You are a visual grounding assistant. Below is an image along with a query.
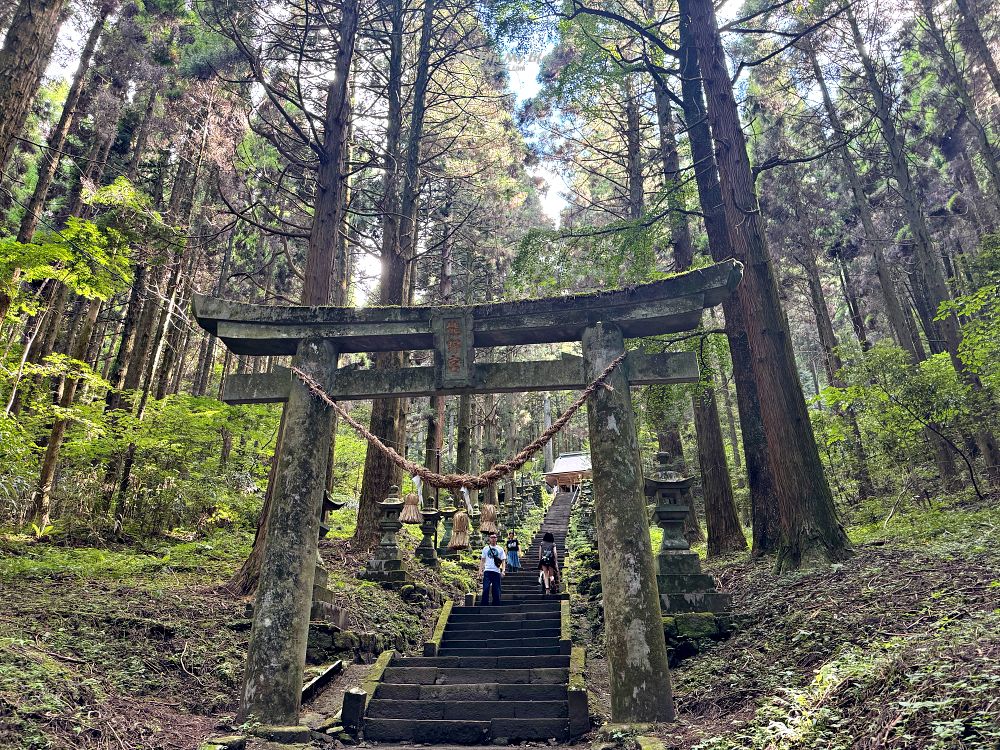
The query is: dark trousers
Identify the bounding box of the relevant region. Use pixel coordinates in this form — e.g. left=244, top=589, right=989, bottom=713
left=482, top=570, right=502, bottom=605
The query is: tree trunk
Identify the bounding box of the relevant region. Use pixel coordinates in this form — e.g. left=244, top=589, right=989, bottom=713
left=798, top=253, right=875, bottom=500
left=17, top=5, right=109, bottom=244
left=678, top=12, right=780, bottom=556
left=624, top=77, right=644, bottom=221
left=918, top=0, right=1000, bottom=206
left=456, top=394, right=472, bottom=473
left=719, top=372, right=742, bottom=472
left=29, top=300, right=101, bottom=527
left=542, top=393, right=554, bottom=472
left=355, top=0, right=435, bottom=547
left=126, top=91, right=156, bottom=181
left=954, top=0, right=1000, bottom=100
left=226, top=0, right=359, bottom=593
left=808, top=46, right=915, bottom=355
left=835, top=256, right=870, bottom=350
left=0, top=0, right=68, bottom=171
left=685, top=0, right=851, bottom=569
left=651, top=79, right=693, bottom=269
left=693, top=386, right=747, bottom=556
left=798, top=253, right=842, bottom=384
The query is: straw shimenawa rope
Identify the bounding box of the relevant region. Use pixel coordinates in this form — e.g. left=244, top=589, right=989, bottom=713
left=399, top=491, right=423, bottom=524
left=479, top=502, right=498, bottom=534
left=290, top=349, right=627, bottom=490
left=449, top=509, right=470, bottom=550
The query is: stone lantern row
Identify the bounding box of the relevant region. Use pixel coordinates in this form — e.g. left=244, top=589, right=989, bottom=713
left=359, top=479, right=547, bottom=587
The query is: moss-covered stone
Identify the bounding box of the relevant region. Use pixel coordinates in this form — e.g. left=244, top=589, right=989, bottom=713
left=676, top=612, right=719, bottom=639
left=569, top=646, right=587, bottom=691
left=597, top=722, right=656, bottom=739
left=252, top=725, right=311, bottom=743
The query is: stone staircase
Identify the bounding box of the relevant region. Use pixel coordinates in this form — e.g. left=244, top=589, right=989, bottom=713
left=363, top=490, right=576, bottom=744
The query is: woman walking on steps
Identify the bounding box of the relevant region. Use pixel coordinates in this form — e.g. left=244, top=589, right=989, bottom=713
left=538, top=531, right=559, bottom=596
left=506, top=530, right=521, bottom=572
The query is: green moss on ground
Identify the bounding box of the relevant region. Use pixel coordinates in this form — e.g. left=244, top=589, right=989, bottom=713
left=654, top=498, right=1000, bottom=750
left=0, top=524, right=473, bottom=750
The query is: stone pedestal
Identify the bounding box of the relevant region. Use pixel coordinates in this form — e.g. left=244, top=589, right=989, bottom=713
left=582, top=322, right=675, bottom=723
left=360, top=490, right=411, bottom=587
left=415, top=508, right=441, bottom=568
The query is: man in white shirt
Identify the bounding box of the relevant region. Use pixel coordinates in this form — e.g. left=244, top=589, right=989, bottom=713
left=479, top=532, right=506, bottom=605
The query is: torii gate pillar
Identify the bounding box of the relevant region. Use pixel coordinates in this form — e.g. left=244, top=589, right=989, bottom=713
left=582, top=322, right=675, bottom=722
left=238, top=338, right=339, bottom=726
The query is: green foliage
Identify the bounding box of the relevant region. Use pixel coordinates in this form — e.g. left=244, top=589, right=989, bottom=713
left=691, top=614, right=1000, bottom=750
left=939, top=233, right=1000, bottom=388
left=812, top=342, right=996, bottom=495
left=0, top=530, right=254, bottom=582
left=0, top=176, right=178, bottom=322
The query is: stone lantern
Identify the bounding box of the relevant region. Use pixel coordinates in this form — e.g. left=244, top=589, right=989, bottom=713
left=360, top=486, right=411, bottom=588
left=644, top=453, right=730, bottom=614
left=646, top=452, right=695, bottom=555
left=520, top=477, right=533, bottom=518
left=415, top=487, right=441, bottom=569
left=437, top=502, right=458, bottom=559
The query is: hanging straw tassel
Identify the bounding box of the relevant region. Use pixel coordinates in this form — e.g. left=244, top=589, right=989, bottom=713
left=480, top=502, right=498, bottom=534
left=400, top=491, right=423, bottom=524
left=449, top=509, right=470, bottom=549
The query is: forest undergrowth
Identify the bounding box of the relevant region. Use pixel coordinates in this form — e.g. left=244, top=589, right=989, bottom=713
left=581, top=492, right=1000, bottom=750
left=0, top=507, right=477, bottom=750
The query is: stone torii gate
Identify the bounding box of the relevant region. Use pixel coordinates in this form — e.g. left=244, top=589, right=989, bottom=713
left=193, top=259, right=742, bottom=729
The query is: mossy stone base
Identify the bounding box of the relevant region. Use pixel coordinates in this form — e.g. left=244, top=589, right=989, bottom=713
left=636, top=736, right=664, bottom=750
left=662, top=612, right=735, bottom=665
left=252, top=725, right=312, bottom=743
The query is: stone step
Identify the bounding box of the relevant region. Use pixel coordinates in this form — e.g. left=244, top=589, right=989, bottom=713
left=449, top=611, right=556, bottom=623
left=657, top=572, right=720, bottom=593
left=437, top=645, right=563, bottom=657
left=446, top=618, right=560, bottom=632
left=364, top=718, right=569, bottom=743
left=375, top=682, right=568, bottom=702
left=395, top=655, right=569, bottom=669
left=437, top=642, right=563, bottom=655
left=366, top=699, right=568, bottom=720
left=661, top=590, right=732, bottom=614
left=452, top=603, right=560, bottom=616
left=380, top=666, right=568, bottom=685
left=443, top=627, right=560, bottom=642
left=364, top=718, right=489, bottom=744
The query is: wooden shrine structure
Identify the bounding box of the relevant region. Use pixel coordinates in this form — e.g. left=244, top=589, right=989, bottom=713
left=192, top=259, right=743, bottom=729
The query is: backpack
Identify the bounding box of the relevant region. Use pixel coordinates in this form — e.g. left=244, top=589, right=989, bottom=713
left=487, top=546, right=503, bottom=569
left=541, top=548, right=554, bottom=566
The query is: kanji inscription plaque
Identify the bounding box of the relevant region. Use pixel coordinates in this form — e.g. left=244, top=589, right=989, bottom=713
left=432, top=312, right=474, bottom=388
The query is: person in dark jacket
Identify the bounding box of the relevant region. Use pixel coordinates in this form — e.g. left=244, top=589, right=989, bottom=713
left=538, top=531, right=559, bottom=595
